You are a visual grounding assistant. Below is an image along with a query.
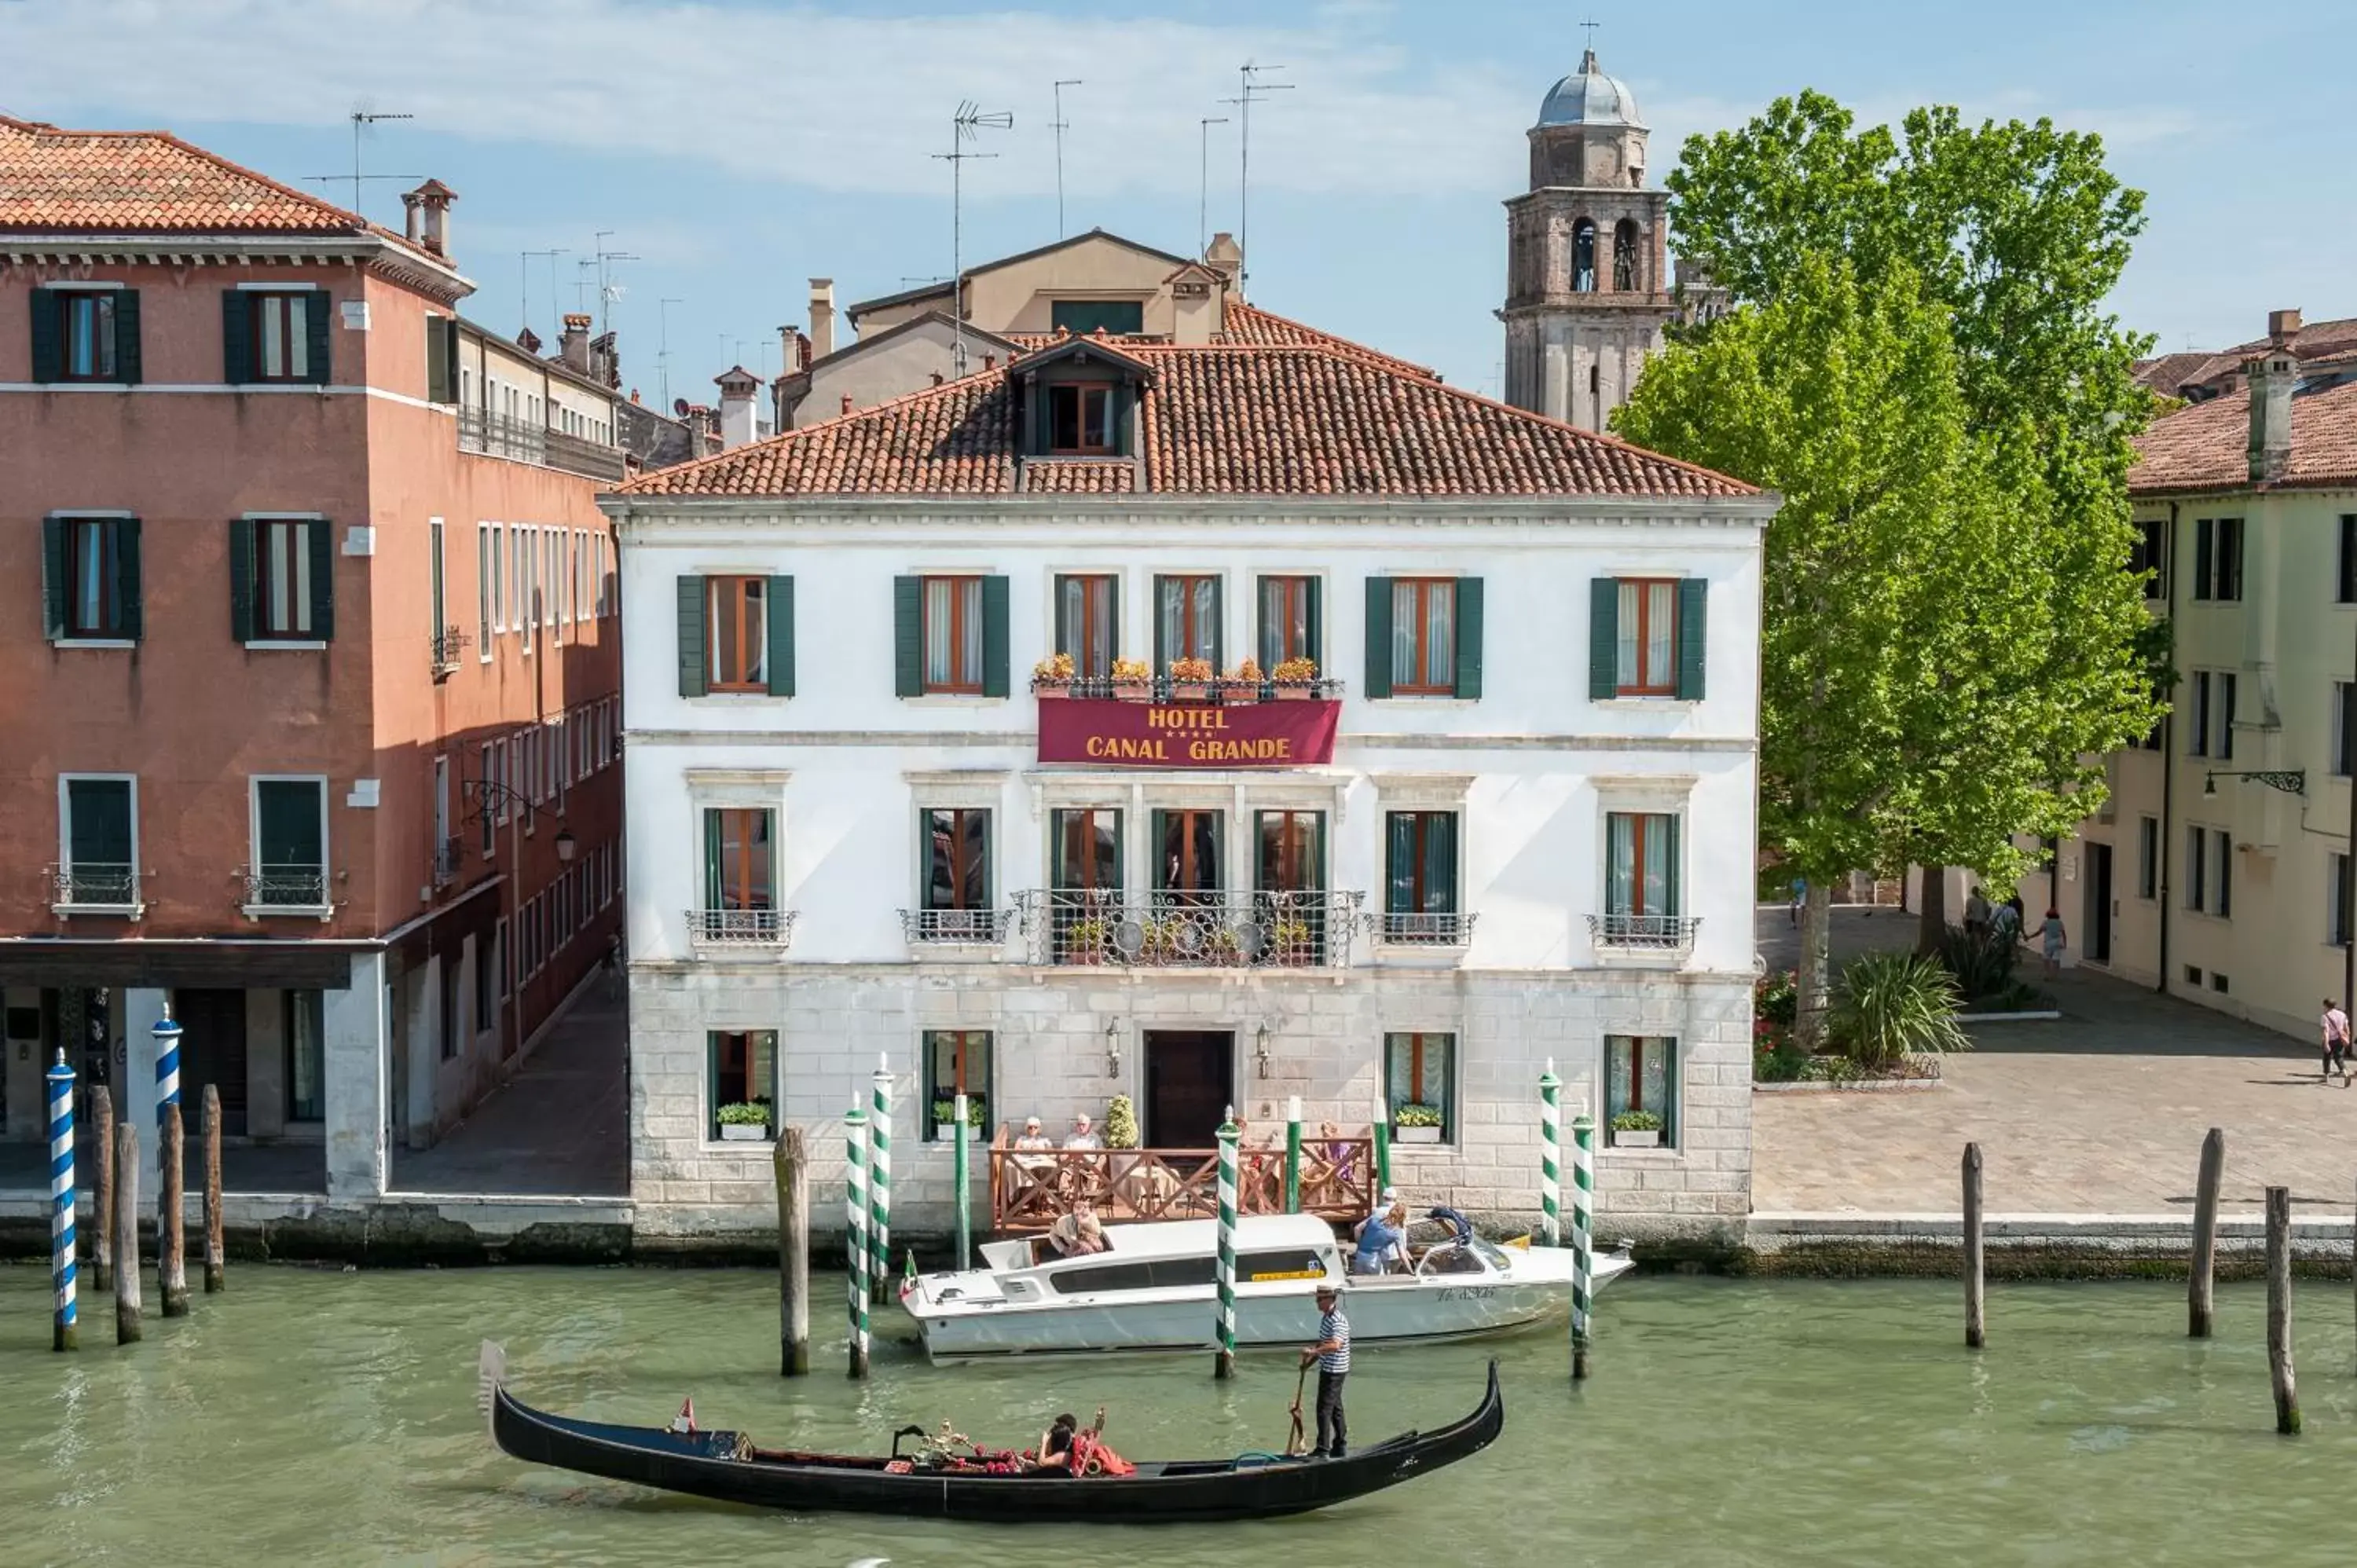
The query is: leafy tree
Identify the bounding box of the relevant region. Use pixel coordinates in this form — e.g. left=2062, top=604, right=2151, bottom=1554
left=1657, top=92, right=2161, bottom=949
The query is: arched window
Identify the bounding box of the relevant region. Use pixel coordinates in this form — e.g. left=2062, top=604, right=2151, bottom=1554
left=1613, top=220, right=1640, bottom=292
left=1572, top=219, right=1597, bottom=293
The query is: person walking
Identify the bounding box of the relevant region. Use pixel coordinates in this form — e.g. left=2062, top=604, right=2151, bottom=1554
left=1788, top=876, right=1805, bottom=927
left=2321, top=999, right=2352, bottom=1083
left=2037, top=907, right=2066, bottom=979
left=1300, top=1282, right=1351, bottom=1460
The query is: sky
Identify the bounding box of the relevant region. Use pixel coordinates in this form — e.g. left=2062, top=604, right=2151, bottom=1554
left=2, top=0, right=2351, bottom=402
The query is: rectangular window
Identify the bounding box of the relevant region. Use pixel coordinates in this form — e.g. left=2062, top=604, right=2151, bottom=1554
left=251, top=517, right=318, bottom=639
left=2185, top=826, right=2205, bottom=913
left=1051, top=808, right=1121, bottom=892
left=1384, top=1031, right=1455, bottom=1142
left=1156, top=573, right=1221, bottom=670
left=2130, top=517, right=2167, bottom=599
left=60, top=776, right=136, bottom=907
left=707, top=1030, right=778, bottom=1141
left=2214, top=828, right=2233, bottom=918
left=430, top=518, right=447, bottom=648
left=1604, top=811, right=1681, bottom=940
left=706, top=576, right=768, bottom=690
left=1047, top=383, right=1114, bottom=452
left=2341, top=515, right=2357, bottom=605
left=1255, top=810, right=1325, bottom=893
left=286, top=991, right=324, bottom=1123
left=1606, top=1035, right=1677, bottom=1148
left=59, top=291, right=119, bottom=380
left=702, top=807, right=776, bottom=935
left=2337, top=684, right=2355, bottom=777
left=2192, top=517, right=2213, bottom=600
left=1153, top=808, right=1224, bottom=897
left=249, top=292, right=313, bottom=382
left=1258, top=575, right=1318, bottom=672
left=477, top=523, right=493, bottom=653
left=921, top=807, right=992, bottom=912
left=2216, top=672, right=2237, bottom=760
left=1384, top=810, right=1461, bottom=941
left=1054, top=573, right=1117, bottom=679
left=2188, top=672, right=2211, bottom=758
left=1614, top=578, right=1679, bottom=694
left=2212, top=972, right=2230, bottom=995
left=1050, top=300, right=1144, bottom=335
left=923, top=1029, right=992, bottom=1141
left=2137, top=815, right=2159, bottom=900
left=474, top=935, right=495, bottom=1032
left=2333, top=853, right=2353, bottom=949
left=1390, top=579, right=1457, bottom=694
left=60, top=516, right=132, bottom=639
left=922, top=575, right=985, bottom=693
left=251, top=777, right=328, bottom=909
left=2215, top=517, right=2243, bottom=601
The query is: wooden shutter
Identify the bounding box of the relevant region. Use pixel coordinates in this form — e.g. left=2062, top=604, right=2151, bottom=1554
left=893, top=575, right=923, bottom=697
left=981, top=574, right=1011, bottom=698
left=256, top=780, right=324, bottom=867
left=40, top=516, right=67, bottom=640
left=766, top=574, right=795, bottom=697
left=118, top=518, right=144, bottom=640
left=1363, top=575, right=1393, bottom=699
left=1674, top=578, right=1707, bottom=700
left=1588, top=577, right=1618, bottom=700
left=1664, top=814, right=1682, bottom=916
left=1452, top=577, right=1483, bottom=699
left=307, top=519, right=335, bottom=639
left=114, top=290, right=142, bottom=385
left=675, top=574, right=708, bottom=697
left=426, top=317, right=453, bottom=405
left=1304, top=577, right=1323, bottom=672
left=1384, top=811, right=1413, bottom=914
left=229, top=518, right=256, bottom=643
left=2192, top=518, right=2213, bottom=600
left=702, top=808, right=723, bottom=909
left=29, top=289, right=62, bottom=383
left=222, top=291, right=252, bottom=384
left=1208, top=577, right=1225, bottom=673
left=304, top=292, right=332, bottom=385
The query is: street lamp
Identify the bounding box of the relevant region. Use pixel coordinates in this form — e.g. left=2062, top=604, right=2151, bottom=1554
left=2201, top=770, right=2306, bottom=797
left=555, top=827, right=578, bottom=863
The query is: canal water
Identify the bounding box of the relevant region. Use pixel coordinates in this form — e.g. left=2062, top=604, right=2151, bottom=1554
left=4, top=1265, right=2355, bottom=1566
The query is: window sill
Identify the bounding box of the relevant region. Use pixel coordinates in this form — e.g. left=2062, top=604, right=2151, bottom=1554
left=1590, top=946, right=1692, bottom=970
left=38, top=380, right=133, bottom=390
left=1600, top=1143, right=1682, bottom=1158
left=903, top=695, right=1009, bottom=708
left=695, top=690, right=787, bottom=702
left=1373, top=940, right=1472, bottom=961
left=242, top=903, right=334, bottom=921
left=53, top=638, right=137, bottom=650
left=51, top=903, right=143, bottom=920
left=698, top=1138, right=778, bottom=1152
left=1364, top=696, right=1479, bottom=705
left=1593, top=695, right=1698, bottom=707
left=245, top=639, right=328, bottom=652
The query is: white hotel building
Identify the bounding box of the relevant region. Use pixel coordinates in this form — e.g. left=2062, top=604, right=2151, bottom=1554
left=603, top=309, right=1774, bottom=1244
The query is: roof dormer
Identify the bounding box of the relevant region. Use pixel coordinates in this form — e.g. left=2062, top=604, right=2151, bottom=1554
left=1014, top=335, right=1155, bottom=476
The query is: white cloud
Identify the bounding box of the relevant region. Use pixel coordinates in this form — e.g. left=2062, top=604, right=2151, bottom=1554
left=0, top=0, right=1533, bottom=199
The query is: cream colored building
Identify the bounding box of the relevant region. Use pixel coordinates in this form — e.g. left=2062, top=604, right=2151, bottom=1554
left=2022, top=310, right=2357, bottom=1039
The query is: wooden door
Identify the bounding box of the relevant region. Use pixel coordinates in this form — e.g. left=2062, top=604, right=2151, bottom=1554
left=174, top=988, right=248, bottom=1136
left=1144, top=1030, right=1233, bottom=1149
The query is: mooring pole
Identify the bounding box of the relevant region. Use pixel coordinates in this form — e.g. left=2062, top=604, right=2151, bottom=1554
left=1963, top=1141, right=1985, bottom=1350
left=90, top=1084, right=114, bottom=1295
left=845, top=1106, right=870, bottom=1379
left=159, top=1101, right=189, bottom=1317
left=1284, top=1095, right=1303, bottom=1214
left=1539, top=1060, right=1561, bottom=1248
left=152, top=1003, right=181, bottom=1145
left=775, top=1124, right=809, bottom=1376
left=1571, top=1108, right=1594, bottom=1381
left=869, top=1055, right=892, bottom=1306
left=48, top=1050, right=78, bottom=1352
left=114, top=1121, right=142, bottom=1345
left=2266, top=1185, right=2299, bottom=1434
left=2188, top=1127, right=2224, bottom=1338
left=1215, top=1108, right=1239, bottom=1380
left=952, top=1091, right=973, bottom=1271
left=202, top=1084, right=225, bottom=1294
left=1370, top=1085, right=1390, bottom=1195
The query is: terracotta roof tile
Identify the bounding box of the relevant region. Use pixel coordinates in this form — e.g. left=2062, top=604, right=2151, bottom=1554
left=1023, top=459, right=1137, bottom=493
left=2130, top=379, right=2357, bottom=495
left=1212, top=301, right=1442, bottom=381
left=625, top=376, right=1016, bottom=496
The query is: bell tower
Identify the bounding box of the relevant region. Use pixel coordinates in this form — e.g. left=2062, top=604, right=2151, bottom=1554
left=1500, top=47, right=1676, bottom=430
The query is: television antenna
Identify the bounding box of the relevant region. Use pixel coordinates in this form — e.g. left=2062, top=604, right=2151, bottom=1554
left=1221, top=63, right=1292, bottom=296
left=933, top=100, right=1014, bottom=376
left=1050, top=79, right=1083, bottom=238
left=306, top=110, right=420, bottom=217
left=592, top=231, right=640, bottom=339
left=1198, top=117, right=1230, bottom=258
left=521, top=249, right=569, bottom=342
left=658, top=298, right=684, bottom=414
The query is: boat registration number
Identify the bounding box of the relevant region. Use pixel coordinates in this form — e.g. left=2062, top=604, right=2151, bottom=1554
left=1436, top=1286, right=1497, bottom=1302
left=1249, top=1269, right=1325, bottom=1281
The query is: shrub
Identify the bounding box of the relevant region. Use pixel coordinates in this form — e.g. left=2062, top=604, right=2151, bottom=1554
left=1754, top=1033, right=1809, bottom=1083
left=1935, top=922, right=2018, bottom=1002
left=1610, top=1110, right=1663, bottom=1133
left=1104, top=1094, right=1140, bottom=1149
left=1830, top=951, right=1969, bottom=1069
left=1393, top=1102, right=1444, bottom=1128
left=717, top=1101, right=772, bottom=1127
left=931, top=1097, right=988, bottom=1131
left=1755, top=969, right=1798, bottom=1028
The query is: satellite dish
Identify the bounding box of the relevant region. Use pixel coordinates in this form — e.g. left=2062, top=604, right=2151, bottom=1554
left=673, top=397, right=691, bottom=416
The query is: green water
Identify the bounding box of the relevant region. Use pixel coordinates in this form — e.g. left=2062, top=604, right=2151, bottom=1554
left=4, top=1266, right=2355, bottom=1566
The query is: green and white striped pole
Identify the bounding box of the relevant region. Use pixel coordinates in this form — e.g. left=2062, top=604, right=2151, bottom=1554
left=1371, top=1084, right=1391, bottom=1194
left=1283, top=1095, right=1303, bottom=1214
left=868, top=1055, right=892, bottom=1306
left=952, top=1091, right=972, bottom=1271
left=1571, top=1106, right=1594, bottom=1381
left=845, top=1106, right=870, bottom=1379
left=1539, top=1061, right=1561, bottom=1247
left=1214, top=1107, right=1239, bottom=1380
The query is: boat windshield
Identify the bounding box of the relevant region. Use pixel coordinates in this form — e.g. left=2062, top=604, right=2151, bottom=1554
left=1047, top=1247, right=1329, bottom=1295
left=1420, top=1237, right=1508, bottom=1277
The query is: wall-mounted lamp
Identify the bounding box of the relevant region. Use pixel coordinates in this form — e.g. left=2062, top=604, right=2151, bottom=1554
left=1103, top=1018, right=1122, bottom=1079
left=2202, top=769, right=2305, bottom=798
left=555, top=826, right=579, bottom=862
left=1255, top=1020, right=1273, bottom=1079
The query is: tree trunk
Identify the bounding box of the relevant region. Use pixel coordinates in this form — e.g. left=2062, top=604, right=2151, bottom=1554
left=1917, top=866, right=1949, bottom=954
left=1797, top=881, right=1834, bottom=1050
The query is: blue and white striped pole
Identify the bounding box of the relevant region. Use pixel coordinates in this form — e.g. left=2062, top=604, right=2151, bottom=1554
left=152, top=1004, right=181, bottom=1141
left=47, top=1050, right=78, bottom=1352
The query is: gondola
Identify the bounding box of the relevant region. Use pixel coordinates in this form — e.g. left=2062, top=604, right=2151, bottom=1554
left=482, top=1343, right=1504, bottom=1523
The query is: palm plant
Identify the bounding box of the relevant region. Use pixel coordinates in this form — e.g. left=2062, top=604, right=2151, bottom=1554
left=1829, top=951, right=1969, bottom=1069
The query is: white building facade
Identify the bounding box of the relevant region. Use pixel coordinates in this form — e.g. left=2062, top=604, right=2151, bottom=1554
left=606, top=329, right=1772, bottom=1244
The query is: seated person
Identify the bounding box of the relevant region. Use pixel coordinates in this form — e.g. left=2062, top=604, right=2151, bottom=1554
left=1351, top=1201, right=1409, bottom=1275
left=1012, top=1116, right=1058, bottom=1181
left=1063, top=1113, right=1104, bottom=1151
left=1046, top=1199, right=1109, bottom=1257
left=1035, top=1412, right=1079, bottom=1471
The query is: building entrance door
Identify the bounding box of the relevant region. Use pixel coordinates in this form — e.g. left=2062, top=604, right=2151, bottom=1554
left=175, top=988, right=249, bottom=1136
left=1143, top=1030, right=1233, bottom=1149
left=2085, top=843, right=2113, bottom=965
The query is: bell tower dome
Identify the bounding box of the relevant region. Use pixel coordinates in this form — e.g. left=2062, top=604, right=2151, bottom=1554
left=1500, top=47, right=1677, bottom=430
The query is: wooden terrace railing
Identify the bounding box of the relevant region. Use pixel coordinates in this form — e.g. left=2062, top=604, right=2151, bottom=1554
left=987, top=1130, right=1377, bottom=1233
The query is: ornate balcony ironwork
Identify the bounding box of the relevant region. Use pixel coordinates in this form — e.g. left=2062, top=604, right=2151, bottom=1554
left=433, top=836, right=464, bottom=887
left=243, top=864, right=329, bottom=914
left=1587, top=912, right=1701, bottom=952
left=49, top=863, right=141, bottom=916
left=900, top=907, right=1015, bottom=944
left=1032, top=674, right=1345, bottom=703
left=1367, top=910, right=1479, bottom=947
left=430, top=625, right=467, bottom=677
left=1013, top=888, right=1364, bottom=969
left=688, top=907, right=797, bottom=947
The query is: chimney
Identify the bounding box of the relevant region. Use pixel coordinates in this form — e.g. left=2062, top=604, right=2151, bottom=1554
left=2247, top=322, right=2297, bottom=485
left=840, top=393, right=855, bottom=416
left=400, top=179, right=456, bottom=259
left=559, top=313, right=592, bottom=374
left=1204, top=231, right=1242, bottom=284
left=715, top=366, right=761, bottom=449
left=809, top=278, right=835, bottom=359
left=2269, top=308, right=2303, bottom=345
left=778, top=324, right=803, bottom=378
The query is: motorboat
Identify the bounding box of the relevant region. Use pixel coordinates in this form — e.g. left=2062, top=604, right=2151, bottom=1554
left=900, top=1212, right=1633, bottom=1362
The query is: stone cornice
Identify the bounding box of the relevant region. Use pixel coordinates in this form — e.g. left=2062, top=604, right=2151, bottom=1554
left=602, top=492, right=1780, bottom=534
left=0, top=233, right=474, bottom=303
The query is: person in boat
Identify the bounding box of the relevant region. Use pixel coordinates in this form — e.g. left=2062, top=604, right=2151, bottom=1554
left=1299, top=1282, right=1351, bottom=1460
left=1046, top=1199, right=1109, bottom=1257
left=1035, top=1412, right=1079, bottom=1471
left=1351, top=1200, right=1410, bottom=1275
left=1421, top=1205, right=1483, bottom=1273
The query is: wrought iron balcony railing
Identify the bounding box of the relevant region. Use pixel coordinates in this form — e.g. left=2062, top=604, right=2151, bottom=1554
left=900, top=907, right=1015, bottom=944
left=458, top=408, right=626, bottom=482
left=1032, top=674, right=1345, bottom=703
left=1588, top=912, right=1701, bottom=951
left=433, top=836, right=464, bottom=887
left=1368, top=910, right=1479, bottom=947
left=243, top=864, right=329, bottom=914
left=1012, top=888, right=1364, bottom=969
left=430, top=625, right=467, bottom=676
left=688, top=907, right=797, bottom=947
left=50, top=863, right=141, bottom=915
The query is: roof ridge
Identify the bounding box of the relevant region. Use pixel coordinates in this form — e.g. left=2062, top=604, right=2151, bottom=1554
left=1219, top=300, right=1441, bottom=377
left=619, top=362, right=1007, bottom=492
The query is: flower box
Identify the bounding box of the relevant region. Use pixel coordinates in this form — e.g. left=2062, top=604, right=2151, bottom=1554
left=1393, top=1125, right=1443, bottom=1145
left=1613, top=1129, right=1661, bottom=1149
left=719, top=1123, right=769, bottom=1142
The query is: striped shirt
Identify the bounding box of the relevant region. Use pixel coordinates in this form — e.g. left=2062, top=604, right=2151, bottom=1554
left=1317, top=1306, right=1351, bottom=1374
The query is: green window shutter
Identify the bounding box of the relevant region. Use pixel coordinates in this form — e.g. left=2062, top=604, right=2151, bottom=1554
left=1674, top=577, right=1707, bottom=701
left=41, top=516, right=68, bottom=640
left=893, top=576, right=923, bottom=697
left=1589, top=577, right=1618, bottom=700
left=68, top=780, right=132, bottom=867
left=1209, top=577, right=1225, bottom=673
left=426, top=317, right=453, bottom=405
left=1426, top=814, right=1458, bottom=913
left=1665, top=815, right=1683, bottom=916
left=118, top=518, right=144, bottom=641
left=1384, top=811, right=1413, bottom=914
left=229, top=518, right=255, bottom=643
left=256, top=780, right=324, bottom=866
left=1452, top=577, right=1483, bottom=699
left=29, top=290, right=62, bottom=383
left=676, top=574, right=709, bottom=698
left=305, top=292, right=332, bottom=385
left=702, top=809, right=723, bottom=908
left=1305, top=577, right=1323, bottom=672
left=981, top=574, right=1011, bottom=698
left=222, top=291, right=251, bottom=384
left=307, top=519, right=335, bottom=640
left=1363, top=575, right=1393, bottom=699
left=766, top=575, right=795, bottom=697
left=114, top=290, right=142, bottom=385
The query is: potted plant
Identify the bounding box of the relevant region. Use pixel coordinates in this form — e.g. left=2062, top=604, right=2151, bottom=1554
left=1272, top=655, right=1318, bottom=697
left=1104, top=1094, right=1141, bottom=1150
left=1392, top=1102, right=1444, bottom=1144
left=1110, top=656, right=1152, bottom=700
left=1168, top=655, right=1213, bottom=700
left=1270, top=917, right=1315, bottom=965
left=1031, top=650, right=1075, bottom=694
left=931, top=1096, right=988, bottom=1142
left=1061, top=914, right=1109, bottom=965
left=1227, top=656, right=1265, bottom=702
left=1611, top=1109, right=1664, bottom=1149
left=717, top=1101, right=772, bottom=1141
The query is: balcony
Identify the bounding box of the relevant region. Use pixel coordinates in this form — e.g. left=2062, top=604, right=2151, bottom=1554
left=49, top=863, right=143, bottom=918
left=1032, top=673, right=1346, bottom=704
left=1368, top=910, right=1479, bottom=947
left=458, top=408, right=626, bottom=483
left=1588, top=912, right=1701, bottom=956
left=900, top=907, right=1015, bottom=946
left=242, top=864, right=330, bottom=919
left=1012, top=888, right=1364, bottom=969
left=688, top=907, right=797, bottom=949
left=432, top=837, right=464, bottom=888
left=430, top=626, right=467, bottom=680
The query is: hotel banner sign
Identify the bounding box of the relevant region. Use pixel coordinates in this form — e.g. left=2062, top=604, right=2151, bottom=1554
left=1037, top=699, right=1340, bottom=768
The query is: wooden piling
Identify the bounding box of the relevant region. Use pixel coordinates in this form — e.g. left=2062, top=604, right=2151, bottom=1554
left=2265, top=1184, right=2299, bottom=1434
left=114, top=1122, right=141, bottom=1345
left=90, top=1085, right=114, bottom=1295
left=1962, top=1141, right=1985, bottom=1350
left=775, top=1125, right=809, bottom=1377
left=159, top=1101, right=188, bottom=1317
left=202, top=1084, right=225, bottom=1294
left=2188, top=1127, right=2224, bottom=1338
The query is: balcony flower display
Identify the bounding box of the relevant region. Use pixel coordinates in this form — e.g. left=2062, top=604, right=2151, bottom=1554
left=716, top=1101, right=772, bottom=1141
left=1168, top=656, right=1213, bottom=698
left=1392, top=1101, right=1445, bottom=1144
left=1111, top=656, right=1152, bottom=688
left=1610, top=1109, right=1664, bottom=1149
left=1031, top=650, right=1076, bottom=690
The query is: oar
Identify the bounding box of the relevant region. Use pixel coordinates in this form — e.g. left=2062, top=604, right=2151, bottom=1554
left=1285, top=1362, right=1310, bottom=1456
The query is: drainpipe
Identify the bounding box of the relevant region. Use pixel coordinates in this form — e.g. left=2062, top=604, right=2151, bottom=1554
left=2157, top=500, right=2179, bottom=995
left=2345, top=595, right=2355, bottom=1010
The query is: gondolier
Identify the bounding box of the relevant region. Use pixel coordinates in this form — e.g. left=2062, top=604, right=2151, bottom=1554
left=1299, top=1282, right=1350, bottom=1460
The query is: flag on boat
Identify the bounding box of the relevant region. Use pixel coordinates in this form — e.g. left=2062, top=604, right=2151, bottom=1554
left=669, top=1398, right=695, bottom=1434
